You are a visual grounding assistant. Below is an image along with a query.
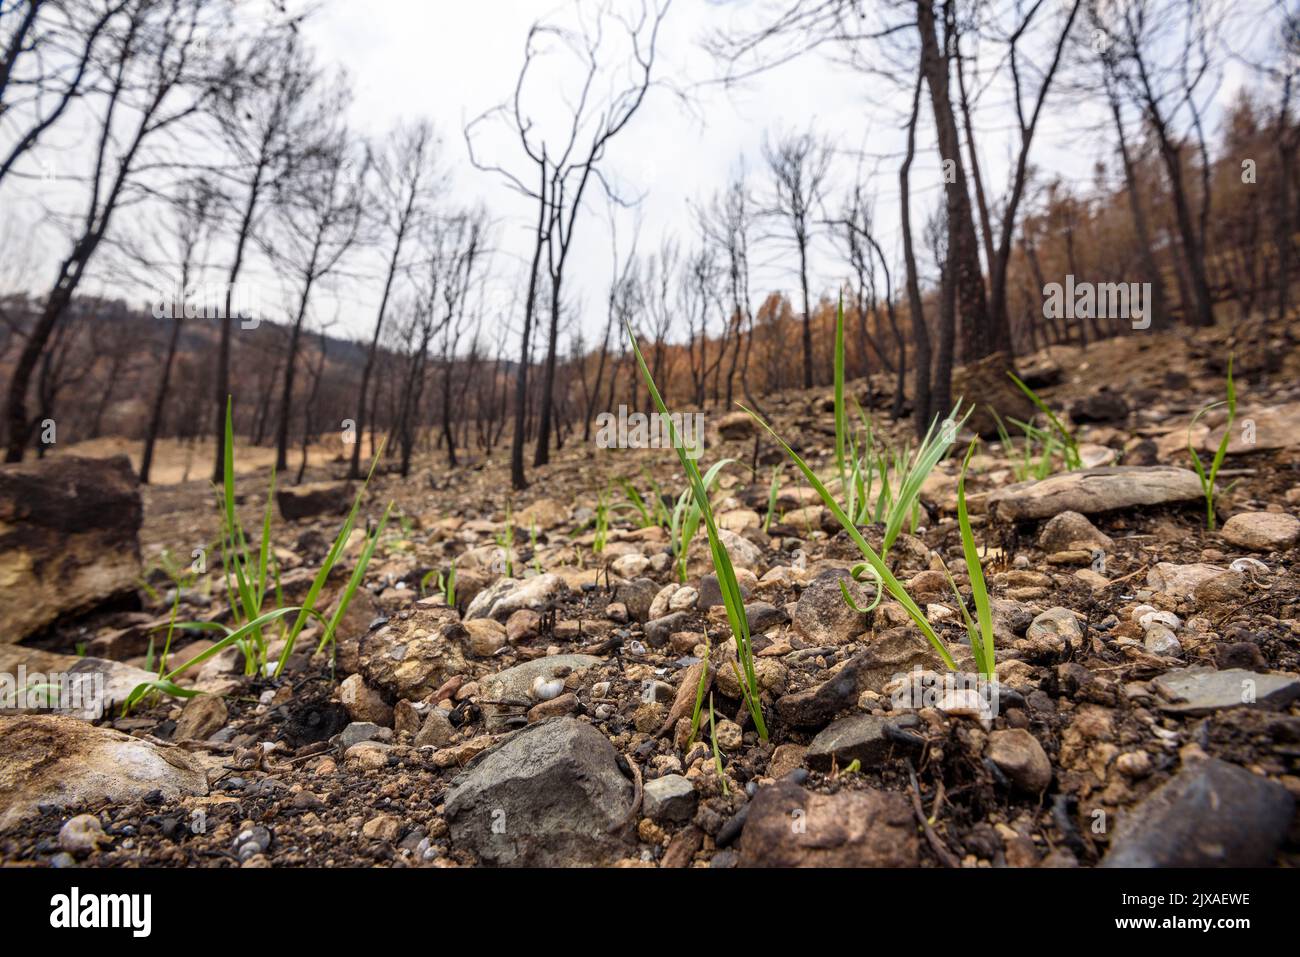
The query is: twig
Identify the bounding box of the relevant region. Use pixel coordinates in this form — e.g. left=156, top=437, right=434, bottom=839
left=907, top=760, right=960, bottom=868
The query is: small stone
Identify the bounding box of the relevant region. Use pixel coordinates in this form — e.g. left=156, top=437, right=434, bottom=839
left=338, top=721, right=389, bottom=749
left=793, top=569, right=869, bottom=645
left=1143, top=625, right=1182, bottom=656
left=1193, top=570, right=1246, bottom=607
left=986, top=728, right=1052, bottom=793
left=173, top=694, right=228, bottom=742
left=528, top=692, right=578, bottom=721
left=806, top=714, right=920, bottom=771
left=505, top=609, right=542, bottom=643
left=338, top=674, right=392, bottom=726
left=414, top=709, right=456, bottom=748
left=737, top=780, right=917, bottom=866
left=713, top=719, right=743, bottom=752
left=1038, top=511, right=1114, bottom=554
left=58, top=814, right=106, bottom=856
left=767, top=744, right=807, bottom=778
left=642, top=774, right=696, bottom=823
left=1220, top=512, right=1300, bottom=552
left=362, top=813, right=402, bottom=843
left=1021, top=607, right=1082, bottom=652
left=464, top=618, right=508, bottom=657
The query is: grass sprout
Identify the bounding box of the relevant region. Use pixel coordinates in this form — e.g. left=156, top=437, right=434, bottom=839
left=1007, top=372, right=1082, bottom=470
left=1188, top=354, right=1237, bottom=531
left=627, top=320, right=768, bottom=741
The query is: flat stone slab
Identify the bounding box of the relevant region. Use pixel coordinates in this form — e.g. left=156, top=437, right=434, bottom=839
left=987, top=466, right=1201, bottom=521
left=1151, top=667, right=1300, bottom=715
left=806, top=713, right=921, bottom=771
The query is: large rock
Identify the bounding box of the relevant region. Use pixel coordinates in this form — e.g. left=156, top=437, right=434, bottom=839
left=0, top=454, right=142, bottom=643
left=988, top=466, right=1202, bottom=521
left=1101, top=758, right=1294, bottom=867
left=0, top=714, right=208, bottom=829
left=1220, top=512, right=1300, bottom=552
left=480, top=655, right=603, bottom=729
left=1203, top=402, right=1300, bottom=454
left=443, top=717, right=634, bottom=866
left=1151, top=667, right=1300, bottom=715
left=737, top=779, right=918, bottom=867
left=276, top=480, right=350, bottom=521
left=465, top=573, right=566, bottom=622
left=952, top=352, right=1036, bottom=437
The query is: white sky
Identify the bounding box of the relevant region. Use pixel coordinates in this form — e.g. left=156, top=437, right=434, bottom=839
left=0, top=0, right=1278, bottom=352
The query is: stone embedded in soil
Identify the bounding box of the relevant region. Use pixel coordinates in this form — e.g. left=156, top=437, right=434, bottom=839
left=716, top=410, right=755, bottom=440
left=1147, top=562, right=1227, bottom=599
left=276, top=480, right=350, bottom=521
left=987, top=466, right=1202, bottom=521
left=1021, top=607, right=1083, bottom=653
left=1142, top=624, right=1182, bottom=657
left=643, top=774, right=697, bottom=822
left=353, top=607, right=469, bottom=701
left=1151, top=667, right=1300, bottom=715
left=443, top=717, right=634, bottom=866
left=644, top=611, right=689, bottom=647
left=338, top=673, right=393, bottom=726
left=806, top=714, right=921, bottom=771
left=0, top=714, right=208, bottom=829
left=414, top=708, right=456, bottom=747
left=173, top=694, right=228, bottom=741
left=1070, top=390, right=1130, bottom=423
left=516, top=498, right=569, bottom=531
left=737, top=779, right=918, bottom=867
left=479, top=654, right=602, bottom=729
left=1193, top=570, right=1246, bottom=607
left=793, top=569, right=869, bottom=645
left=0, top=454, right=142, bottom=644
left=612, top=577, right=659, bottom=622
left=986, top=728, right=1052, bottom=793
left=464, top=573, right=566, bottom=622
left=1220, top=511, right=1300, bottom=551
left=1038, top=510, right=1114, bottom=554
left=952, top=352, right=1037, bottom=438
left=1101, top=758, right=1295, bottom=867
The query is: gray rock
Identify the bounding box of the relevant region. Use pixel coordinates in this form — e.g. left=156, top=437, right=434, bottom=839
left=745, top=601, right=788, bottom=634
left=1143, top=625, right=1182, bottom=656
left=465, top=573, right=567, bottom=622
left=1151, top=667, right=1300, bottom=715
left=413, top=709, right=455, bottom=748
left=988, top=466, right=1202, bottom=521
left=338, top=721, right=389, bottom=749
left=793, top=569, right=869, bottom=645
left=1023, top=607, right=1083, bottom=651
left=0, top=647, right=159, bottom=720
left=644, top=612, right=689, bottom=648
left=613, top=577, right=660, bottom=622
left=698, top=572, right=753, bottom=609
left=643, top=774, right=697, bottom=823
left=806, top=714, right=920, bottom=771
left=443, top=717, right=635, bottom=866
left=1102, top=758, right=1294, bottom=867
left=480, top=655, right=602, bottom=729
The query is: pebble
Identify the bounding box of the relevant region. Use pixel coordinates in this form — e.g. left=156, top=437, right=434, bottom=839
left=642, top=774, right=697, bottom=823
left=986, top=728, right=1052, bottom=793
left=58, top=814, right=106, bottom=856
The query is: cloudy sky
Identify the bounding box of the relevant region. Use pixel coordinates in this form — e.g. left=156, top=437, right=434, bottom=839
left=0, top=0, right=1274, bottom=350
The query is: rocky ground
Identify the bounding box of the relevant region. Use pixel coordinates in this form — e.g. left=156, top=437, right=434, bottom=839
left=1, top=316, right=1299, bottom=868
